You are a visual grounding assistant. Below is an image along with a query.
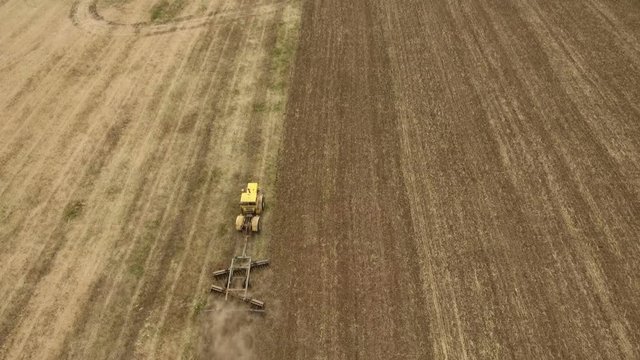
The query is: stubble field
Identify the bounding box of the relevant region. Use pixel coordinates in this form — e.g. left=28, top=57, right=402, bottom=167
left=0, top=0, right=298, bottom=358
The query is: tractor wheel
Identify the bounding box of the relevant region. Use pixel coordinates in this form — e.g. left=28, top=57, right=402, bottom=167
left=235, top=215, right=244, bottom=231
left=256, top=194, right=265, bottom=215
left=251, top=216, right=261, bottom=233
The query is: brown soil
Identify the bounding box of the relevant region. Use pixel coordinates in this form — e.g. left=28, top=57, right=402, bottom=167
left=258, top=0, right=640, bottom=359
left=0, top=0, right=298, bottom=358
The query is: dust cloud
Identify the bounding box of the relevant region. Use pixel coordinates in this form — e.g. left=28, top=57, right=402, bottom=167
left=198, top=301, right=257, bottom=360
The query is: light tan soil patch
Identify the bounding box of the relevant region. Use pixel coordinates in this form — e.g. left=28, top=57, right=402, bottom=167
left=0, top=0, right=300, bottom=358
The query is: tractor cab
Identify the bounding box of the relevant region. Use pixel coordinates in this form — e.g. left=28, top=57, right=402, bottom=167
left=240, top=183, right=260, bottom=215
left=235, top=182, right=264, bottom=233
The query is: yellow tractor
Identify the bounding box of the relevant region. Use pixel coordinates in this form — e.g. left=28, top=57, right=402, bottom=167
left=235, top=182, right=264, bottom=233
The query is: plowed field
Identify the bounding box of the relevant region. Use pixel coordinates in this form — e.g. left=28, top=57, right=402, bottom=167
left=258, top=0, right=640, bottom=359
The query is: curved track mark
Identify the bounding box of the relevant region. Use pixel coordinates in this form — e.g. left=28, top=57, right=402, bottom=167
left=70, top=0, right=284, bottom=36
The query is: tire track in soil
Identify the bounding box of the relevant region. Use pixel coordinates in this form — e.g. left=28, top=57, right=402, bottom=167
left=0, top=0, right=60, bottom=46
left=7, top=29, right=182, bottom=358
left=0, top=35, right=126, bottom=264
left=147, top=7, right=288, bottom=355
left=0, top=48, right=65, bottom=113
left=113, top=12, right=279, bottom=357
left=34, top=47, right=170, bottom=357
left=109, top=20, right=252, bottom=359
left=0, top=2, right=82, bottom=102
left=0, top=35, right=125, bottom=314
left=0, top=35, right=112, bottom=177
left=0, top=32, right=45, bottom=75
left=1, top=25, right=178, bottom=355
left=74, top=26, right=232, bottom=359
left=73, top=13, right=252, bottom=358
left=72, top=0, right=284, bottom=37
left=0, top=0, right=78, bottom=82
left=142, top=14, right=276, bottom=358
left=239, top=7, right=281, bottom=178
left=0, top=32, right=76, bottom=116
left=2, top=45, right=152, bottom=360
left=0, top=35, right=124, bottom=268
left=0, top=37, right=141, bottom=356
left=0, top=41, right=119, bottom=208
left=0, top=23, right=86, bottom=113
left=152, top=6, right=292, bottom=356
left=54, top=29, right=191, bottom=360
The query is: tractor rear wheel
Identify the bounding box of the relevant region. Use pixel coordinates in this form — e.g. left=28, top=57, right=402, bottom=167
left=256, top=194, right=265, bottom=215
left=235, top=215, right=244, bottom=231
left=251, top=216, right=261, bottom=232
